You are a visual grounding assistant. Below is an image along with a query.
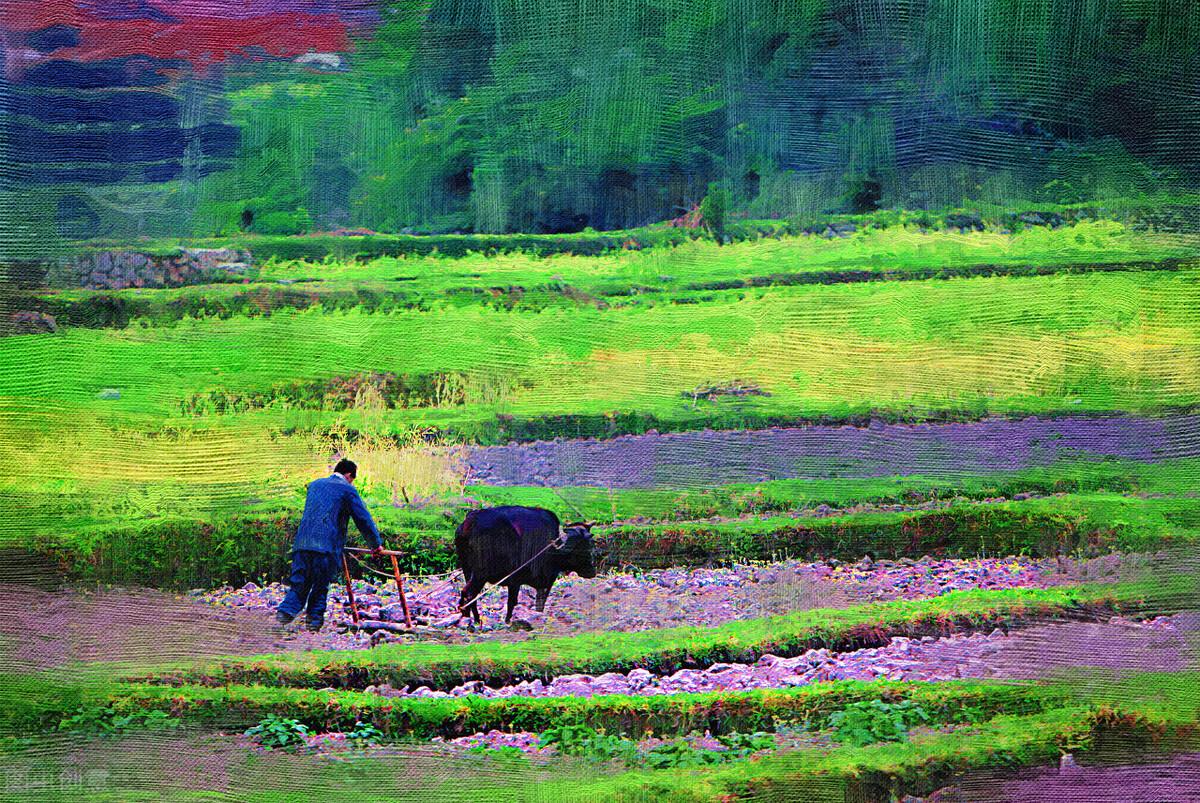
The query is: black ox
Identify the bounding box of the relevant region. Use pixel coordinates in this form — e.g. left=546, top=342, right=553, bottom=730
left=455, top=505, right=597, bottom=624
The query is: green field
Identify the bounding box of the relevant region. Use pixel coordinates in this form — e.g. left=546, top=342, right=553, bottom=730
left=6, top=221, right=1200, bottom=800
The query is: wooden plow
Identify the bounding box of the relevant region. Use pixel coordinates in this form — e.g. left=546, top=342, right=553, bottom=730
left=341, top=547, right=412, bottom=628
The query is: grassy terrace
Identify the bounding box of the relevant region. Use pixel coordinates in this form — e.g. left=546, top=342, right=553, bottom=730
left=42, top=222, right=1199, bottom=328
left=25, top=484, right=1200, bottom=588
left=521, top=671, right=1200, bottom=801
left=6, top=676, right=1066, bottom=740
left=11, top=672, right=1198, bottom=802
left=11, top=271, right=1200, bottom=441
left=129, top=579, right=1197, bottom=691
left=9, top=670, right=1198, bottom=802
left=19, top=271, right=1200, bottom=415
left=12, top=699, right=1197, bottom=802
left=527, top=702, right=1200, bottom=802
left=6, top=264, right=1200, bottom=549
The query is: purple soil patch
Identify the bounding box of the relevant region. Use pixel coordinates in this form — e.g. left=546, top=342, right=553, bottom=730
left=467, top=415, right=1200, bottom=488
left=437, top=728, right=832, bottom=756
left=250, top=726, right=834, bottom=763
left=934, top=752, right=1200, bottom=802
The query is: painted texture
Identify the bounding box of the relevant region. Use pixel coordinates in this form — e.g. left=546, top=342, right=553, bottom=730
left=3, top=2, right=1200, bottom=801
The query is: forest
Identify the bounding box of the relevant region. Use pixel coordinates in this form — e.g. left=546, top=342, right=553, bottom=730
left=16, top=0, right=1200, bottom=241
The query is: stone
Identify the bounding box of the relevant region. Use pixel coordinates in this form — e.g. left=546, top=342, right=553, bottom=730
left=592, top=673, right=631, bottom=694
left=454, top=680, right=488, bottom=696
left=626, top=668, right=654, bottom=690
left=379, top=603, right=412, bottom=623
left=10, top=311, right=57, bottom=334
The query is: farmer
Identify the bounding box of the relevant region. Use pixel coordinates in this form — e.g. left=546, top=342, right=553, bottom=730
left=275, top=459, right=384, bottom=631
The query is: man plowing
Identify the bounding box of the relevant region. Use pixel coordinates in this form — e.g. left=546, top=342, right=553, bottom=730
left=275, top=459, right=383, bottom=632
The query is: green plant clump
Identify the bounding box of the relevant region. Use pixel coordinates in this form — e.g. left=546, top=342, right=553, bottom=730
left=244, top=714, right=311, bottom=750
left=826, top=699, right=931, bottom=746
left=56, top=706, right=180, bottom=737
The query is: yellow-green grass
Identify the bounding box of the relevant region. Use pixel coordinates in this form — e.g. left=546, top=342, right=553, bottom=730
left=256, top=219, right=1193, bottom=283
left=7, top=269, right=1200, bottom=433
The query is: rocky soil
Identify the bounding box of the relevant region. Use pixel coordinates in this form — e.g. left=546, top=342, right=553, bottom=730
left=362, top=614, right=1190, bottom=701
left=196, top=553, right=1098, bottom=648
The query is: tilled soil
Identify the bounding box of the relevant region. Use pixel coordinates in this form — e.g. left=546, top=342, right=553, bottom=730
left=467, top=415, right=1200, bottom=488
left=196, top=554, right=1086, bottom=648
left=1, top=553, right=1175, bottom=671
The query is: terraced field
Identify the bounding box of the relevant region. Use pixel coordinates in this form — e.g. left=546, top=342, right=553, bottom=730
left=3, top=220, right=1200, bottom=801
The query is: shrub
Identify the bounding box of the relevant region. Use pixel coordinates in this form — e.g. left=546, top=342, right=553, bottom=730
left=244, top=714, right=311, bottom=749
left=57, top=706, right=179, bottom=737
left=699, top=184, right=732, bottom=243
left=539, top=724, right=638, bottom=764
left=827, top=699, right=931, bottom=746
left=346, top=720, right=384, bottom=746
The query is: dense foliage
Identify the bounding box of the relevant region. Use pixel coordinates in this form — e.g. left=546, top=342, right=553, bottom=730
left=41, top=0, right=1200, bottom=240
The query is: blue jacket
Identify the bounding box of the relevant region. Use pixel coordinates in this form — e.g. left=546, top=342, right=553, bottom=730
left=292, top=474, right=382, bottom=555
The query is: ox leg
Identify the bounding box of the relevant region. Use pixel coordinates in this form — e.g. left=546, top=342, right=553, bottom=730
left=459, top=577, right=486, bottom=624
left=534, top=587, right=550, bottom=612
left=505, top=584, right=520, bottom=623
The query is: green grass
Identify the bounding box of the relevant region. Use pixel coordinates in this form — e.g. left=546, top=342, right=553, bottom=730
left=20, top=479, right=1199, bottom=589
left=42, top=222, right=1199, bottom=328
left=8, top=269, right=1200, bottom=455
left=16, top=677, right=1063, bottom=741
left=126, top=578, right=1197, bottom=691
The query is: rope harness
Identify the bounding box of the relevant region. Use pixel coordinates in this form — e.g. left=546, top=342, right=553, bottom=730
left=341, top=529, right=569, bottom=623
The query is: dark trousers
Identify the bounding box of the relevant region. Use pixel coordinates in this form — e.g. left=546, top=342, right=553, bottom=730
left=277, top=549, right=338, bottom=628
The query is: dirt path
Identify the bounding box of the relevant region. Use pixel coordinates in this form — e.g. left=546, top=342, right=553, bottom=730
left=467, top=414, right=1200, bottom=488
left=0, top=586, right=314, bottom=670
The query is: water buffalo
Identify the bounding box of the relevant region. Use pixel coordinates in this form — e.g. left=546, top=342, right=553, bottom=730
left=455, top=505, right=597, bottom=624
